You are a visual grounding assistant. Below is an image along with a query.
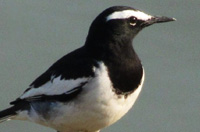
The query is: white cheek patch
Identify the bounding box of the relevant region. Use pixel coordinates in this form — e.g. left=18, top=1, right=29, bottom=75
left=106, top=10, right=152, bottom=21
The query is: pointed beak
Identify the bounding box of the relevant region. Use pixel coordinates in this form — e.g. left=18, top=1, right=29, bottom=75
left=141, top=16, right=176, bottom=27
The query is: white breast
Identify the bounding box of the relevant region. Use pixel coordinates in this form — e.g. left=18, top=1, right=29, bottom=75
left=49, top=62, right=145, bottom=132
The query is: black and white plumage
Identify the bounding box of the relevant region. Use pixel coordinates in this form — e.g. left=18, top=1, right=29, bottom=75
left=0, top=6, right=175, bottom=132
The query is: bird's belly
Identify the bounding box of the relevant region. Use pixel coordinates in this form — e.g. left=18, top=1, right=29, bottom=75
left=27, top=63, right=145, bottom=132
left=50, top=72, right=144, bottom=132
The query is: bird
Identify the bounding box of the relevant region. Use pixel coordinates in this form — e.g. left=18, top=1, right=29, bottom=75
left=0, top=6, right=175, bottom=132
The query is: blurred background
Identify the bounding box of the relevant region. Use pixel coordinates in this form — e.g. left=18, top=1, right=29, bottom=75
left=0, top=0, right=199, bottom=132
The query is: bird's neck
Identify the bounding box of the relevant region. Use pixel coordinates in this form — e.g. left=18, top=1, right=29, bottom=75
left=85, top=36, right=143, bottom=94
left=85, top=34, right=139, bottom=62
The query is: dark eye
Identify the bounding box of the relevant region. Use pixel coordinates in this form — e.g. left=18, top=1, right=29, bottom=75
left=129, top=16, right=137, bottom=26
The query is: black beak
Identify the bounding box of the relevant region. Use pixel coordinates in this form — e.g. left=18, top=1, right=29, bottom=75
left=141, top=16, right=176, bottom=27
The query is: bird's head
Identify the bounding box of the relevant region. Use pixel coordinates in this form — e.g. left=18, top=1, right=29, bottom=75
left=86, top=6, right=175, bottom=44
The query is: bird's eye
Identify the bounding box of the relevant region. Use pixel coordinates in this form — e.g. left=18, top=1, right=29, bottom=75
left=129, top=17, right=137, bottom=26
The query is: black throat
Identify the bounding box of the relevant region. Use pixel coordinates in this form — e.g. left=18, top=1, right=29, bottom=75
left=85, top=34, right=143, bottom=95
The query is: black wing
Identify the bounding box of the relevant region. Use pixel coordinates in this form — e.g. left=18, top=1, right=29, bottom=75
left=11, top=46, right=98, bottom=104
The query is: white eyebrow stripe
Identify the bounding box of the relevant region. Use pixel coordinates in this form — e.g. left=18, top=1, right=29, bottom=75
left=106, top=10, right=152, bottom=21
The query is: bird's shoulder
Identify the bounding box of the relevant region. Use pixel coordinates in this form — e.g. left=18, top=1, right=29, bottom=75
left=31, top=46, right=98, bottom=88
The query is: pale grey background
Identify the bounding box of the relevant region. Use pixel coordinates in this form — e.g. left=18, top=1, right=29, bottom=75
left=0, top=0, right=199, bottom=132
